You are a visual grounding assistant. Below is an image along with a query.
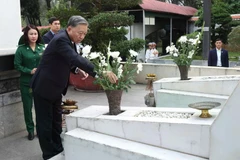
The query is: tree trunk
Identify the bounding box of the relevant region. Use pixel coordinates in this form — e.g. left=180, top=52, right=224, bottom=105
left=46, top=0, right=51, bottom=10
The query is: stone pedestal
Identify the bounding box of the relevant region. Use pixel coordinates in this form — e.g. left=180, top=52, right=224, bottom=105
left=65, top=105, right=220, bottom=159
left=0, top=70, right=25, bottom=139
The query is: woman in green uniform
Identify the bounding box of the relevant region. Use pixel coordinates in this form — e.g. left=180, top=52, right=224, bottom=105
left=14, top=25, right=45, bottom=140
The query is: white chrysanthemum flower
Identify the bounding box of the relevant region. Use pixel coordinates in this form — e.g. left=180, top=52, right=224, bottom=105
left=173, top=53, right=178, bottom=57
left=188, top=50, right=195, bottom=58
left=82, top=52, right=88, bottom=58
left=196, top=33, right=201, bottom=39
left=89, top=52, right=100, bottom=60
left=129, top=49, right=138, bottom=57
left=137, top=63, right=143, bottom=74
left=117, top=57, right=122, bottom=63
left=117, top=65, right=123, bottom=78
left=178, top=36, right=187, bottom=43
left=109, top=51, right=120, bottom=59
left=82, top=45, right=92, bottom=55
left=174, top=48, right=179, bottom=53
left=166, top=46, right=170, bottom=53
left=101, top=55, right=106, bottom=60
left=188, top=38, right=198, bottom=45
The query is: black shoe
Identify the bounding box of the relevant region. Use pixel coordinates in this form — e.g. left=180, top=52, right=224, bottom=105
left=28, top=132, right=34, bottom=140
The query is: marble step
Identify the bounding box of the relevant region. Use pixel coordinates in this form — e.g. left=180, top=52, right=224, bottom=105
left=64, top=128, right=208, bottom=160
left=49, top=153, right=64, bottom=160
left=153, top=75, right=240, bottom=96
left=156, top=89, right=228, bottom=108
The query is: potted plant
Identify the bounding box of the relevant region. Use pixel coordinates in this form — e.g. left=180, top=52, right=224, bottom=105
left=166, top=27, right=204, bottom=80
left=82, top=42, right=143, bottom=115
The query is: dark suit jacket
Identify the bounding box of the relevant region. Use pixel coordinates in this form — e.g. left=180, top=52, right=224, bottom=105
left=208, top=48, right=229, bottom=67
left=30, top=30, right=96, bottom=100
left=42, top=31, right=54, bottom=44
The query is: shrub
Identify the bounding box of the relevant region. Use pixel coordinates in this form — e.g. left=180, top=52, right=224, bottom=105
left=227, top=25, right=240, bottom=52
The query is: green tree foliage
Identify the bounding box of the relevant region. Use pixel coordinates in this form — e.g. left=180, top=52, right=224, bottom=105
left=20, top=0, right=41, bottom=25
left=195, top=0, right=232, bottom=47
left=222, top=0, right=240, bottom=27
left=182, top=0, right=202, bottom=9
left=227, top=25, right=240, bottom=52
left=47, top=6, right=81, bottom=27
left=47, top=0, right=145, bottom=57
left=82, top=12, right=144, bottom=57
left=72, top=0, right=142, bottom=11
left=222, top=0, right=240, bottom=14
left=157, top=0, right=202, bottom=9
left=62, top=0, right=145, bottom=58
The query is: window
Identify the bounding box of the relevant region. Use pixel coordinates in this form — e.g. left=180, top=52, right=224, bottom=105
left=145, top=17, right=155, bottom=25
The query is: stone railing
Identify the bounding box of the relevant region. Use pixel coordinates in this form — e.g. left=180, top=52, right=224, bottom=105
left=134, top=63, right=240, bottom=84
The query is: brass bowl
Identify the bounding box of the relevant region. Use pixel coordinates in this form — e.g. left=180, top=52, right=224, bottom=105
left=61, top=105, right=78, bottom=110
left=188, top=101, right=221, bottom=118
left=62, top=99, right=77, bottom=105
left=146, top=73, right=156, bottom=77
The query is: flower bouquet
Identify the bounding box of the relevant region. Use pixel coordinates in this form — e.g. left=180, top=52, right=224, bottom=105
left=82, top=42, right=143, bottom=115
left=166, top=29, right=203, bottom=80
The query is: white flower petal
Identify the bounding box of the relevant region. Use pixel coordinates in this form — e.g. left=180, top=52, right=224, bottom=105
left=82, top=45, right=92, bottom=54
left=109, top=51, right=120, bottom=58
left=89, top=52, right=100, bottom=59
left=129, top=49, right=138, bottom=57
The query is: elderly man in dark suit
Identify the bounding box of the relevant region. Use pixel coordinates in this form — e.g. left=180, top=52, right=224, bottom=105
left=42, top=17, right=61, bottom=44
left=30, top=15, right=118, bottom=160
left=208, top=38, right=229, bottom=67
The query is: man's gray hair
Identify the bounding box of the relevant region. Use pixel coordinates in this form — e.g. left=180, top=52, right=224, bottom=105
left=67, top=16, right=88, bottom=27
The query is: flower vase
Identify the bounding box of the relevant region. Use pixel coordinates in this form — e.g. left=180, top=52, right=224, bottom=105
left=177, top=65, right=189, bottom=80
left=105, top=90, right=123, bottom=115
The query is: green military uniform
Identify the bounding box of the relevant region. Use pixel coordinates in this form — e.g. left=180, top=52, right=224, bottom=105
left=14, top=44, right=45, bottom=134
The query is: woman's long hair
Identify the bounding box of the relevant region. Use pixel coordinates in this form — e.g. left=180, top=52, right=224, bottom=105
left=23, top=24, right=42, bottom=45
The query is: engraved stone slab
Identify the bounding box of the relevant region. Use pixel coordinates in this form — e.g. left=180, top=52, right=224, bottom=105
left=0, top=78, right=19, bottom=94
left=3, top=102, right=25, bottom=136
left=2, top=90, right=21, bottom=106
left=0, top=107, right=4, bottom=139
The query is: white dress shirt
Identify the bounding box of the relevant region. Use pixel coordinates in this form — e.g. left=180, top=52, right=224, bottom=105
left=216, top=48, right=222, bottom=66
left=145, top=49, right=158, bottom=62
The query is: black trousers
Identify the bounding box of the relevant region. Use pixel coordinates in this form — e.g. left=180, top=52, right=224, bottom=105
left=33, top=92, right=63, bottom=160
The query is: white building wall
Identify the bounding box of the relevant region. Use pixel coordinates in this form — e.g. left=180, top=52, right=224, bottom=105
left=0, top=0, right=22, bottom=55
left=124, top=23, right=145, bottom=61
left=132, top=23, right=143, bottom=39
left=132, top=23, right=145, bottom=61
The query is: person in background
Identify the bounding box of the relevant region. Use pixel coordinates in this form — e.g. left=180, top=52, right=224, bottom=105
left=14, top=24, right=45, bottom=141
left=208, top=38, right=229, bottom=67
left=145, top=42, right=152, bottom=62
left=42, top=17, right=61, bottom=44
left=18, top=27, right=44, bottom=45
left=152, top=42, right=159, bottom=57
left=145, top=42, right=159, bottom=62
left=30, top=15, right=118, bottom=160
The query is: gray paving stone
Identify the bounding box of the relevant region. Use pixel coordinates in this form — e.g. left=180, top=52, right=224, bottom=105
left=0, top=84, right=148, bottom=160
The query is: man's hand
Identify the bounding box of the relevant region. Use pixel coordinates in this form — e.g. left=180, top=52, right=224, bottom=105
left=103, top=71, right=118, bottom=84
left=31, top=68, right=37, bottom=74
left=77, top=68, right=89, bottom=80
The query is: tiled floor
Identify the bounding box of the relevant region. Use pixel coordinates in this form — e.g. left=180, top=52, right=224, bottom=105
left=0, top=84, right=149, bottom=160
